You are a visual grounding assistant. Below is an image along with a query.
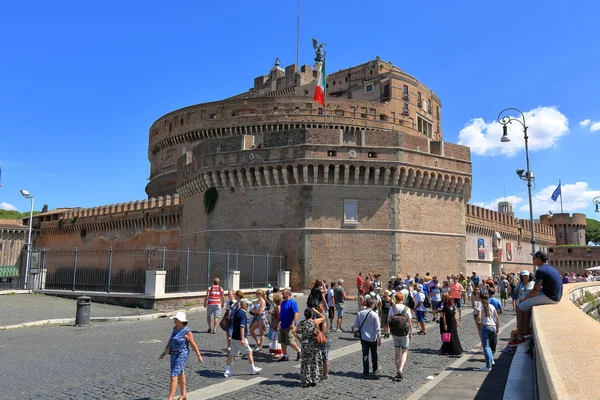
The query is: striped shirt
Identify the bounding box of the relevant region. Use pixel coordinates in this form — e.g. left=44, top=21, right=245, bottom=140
left=207, top=285, right=223, bottom=305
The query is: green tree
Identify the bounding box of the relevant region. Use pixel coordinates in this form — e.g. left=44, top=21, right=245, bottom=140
left=0, top=209, right=41, bottom=220
left=586, top=218, right=600, bottom=244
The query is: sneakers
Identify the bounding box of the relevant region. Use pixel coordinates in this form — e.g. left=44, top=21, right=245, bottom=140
left=479, top=366, right=492, bottom=372
left=224, top=369, right=234, bottom=378
left=250, top=367, right=262, bottom=375
left=252, top=344, right=261, bottom=353
left=508, top=338, right=527, bottom=346
left=336, top=329, right=343, bottom=333
left=277, top=356, right=290, bottom=362
left=296, top=352, right=302, bottom=361
left=492, top=360, right=496, bottom=366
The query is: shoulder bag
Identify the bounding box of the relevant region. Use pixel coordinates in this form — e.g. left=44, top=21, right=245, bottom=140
left=353, top=311, right=372, bottom=339
left=313, top=321, right=327, bottom=345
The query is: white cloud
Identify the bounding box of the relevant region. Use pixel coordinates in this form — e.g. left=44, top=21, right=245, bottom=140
left=516, top=181, right=600, bottom=216
left=0, top=202, right=18, bottom=211
left=472, top=195, right=524, bottom=211
left=579, top=119, right=591, bottom=127
left=457, top=106, right=569, bottom=157
left=590, top=122, right=600, bottom=132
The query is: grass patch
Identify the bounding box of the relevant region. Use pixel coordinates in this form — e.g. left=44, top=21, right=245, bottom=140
left=184, top=302, right=202, bottom=307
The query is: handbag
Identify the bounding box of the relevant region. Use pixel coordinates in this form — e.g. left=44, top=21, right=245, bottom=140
left=313, top=324, right=327, bottom=345
left=219, top=309, right=231, bottom=332
left=353, top=311, right=371, bottom=339
left=441, top=333, right=451, bottom=343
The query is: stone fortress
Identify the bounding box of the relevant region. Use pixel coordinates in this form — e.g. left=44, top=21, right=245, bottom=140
left=7, top=54, right=584, bottom=290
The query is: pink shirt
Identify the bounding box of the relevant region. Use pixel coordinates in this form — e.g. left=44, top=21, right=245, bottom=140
left=449, top=283, right=464, bottom=299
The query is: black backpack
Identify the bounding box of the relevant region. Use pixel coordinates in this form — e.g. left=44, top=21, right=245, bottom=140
left=407, top=292, right=416, bottom=310
left=389, top=305, right=410, bottom=337
left=307, top=289, right=320, bottom=308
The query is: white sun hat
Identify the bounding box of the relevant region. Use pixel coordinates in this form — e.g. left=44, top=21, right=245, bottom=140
left=170, top=311, right=188, bottom=322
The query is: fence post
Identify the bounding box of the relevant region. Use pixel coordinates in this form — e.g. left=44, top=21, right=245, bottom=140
left=161, top=247, right=166, bottom=271
left=251, top=253, right=255, bottom=288
left=185, top=248, right=190, bottom=293
left=207, top=249, right=211, bottom=290
left=72, top=247, right=78, bottom=292
left=266, top=253, right=269, bottom=287
left=226, top=251, right=230, bottom=291
left=107, top=247, right=113, bottom=293
left=39, top=249, right=47, bottom=291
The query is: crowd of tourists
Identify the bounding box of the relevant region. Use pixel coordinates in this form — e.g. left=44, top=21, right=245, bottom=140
left=158, top=252, right=569, bottom=399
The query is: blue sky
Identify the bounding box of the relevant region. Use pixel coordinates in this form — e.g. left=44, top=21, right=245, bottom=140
left=1, top=0, right=599, bottom=221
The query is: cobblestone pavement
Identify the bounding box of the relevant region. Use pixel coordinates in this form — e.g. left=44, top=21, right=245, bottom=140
left=0, top=294, right=157, bottom=327
left=0, top=295, right=515, bottom=399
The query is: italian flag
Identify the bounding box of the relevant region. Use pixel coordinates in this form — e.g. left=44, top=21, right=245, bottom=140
left=313, top=60, right=326, bottom=106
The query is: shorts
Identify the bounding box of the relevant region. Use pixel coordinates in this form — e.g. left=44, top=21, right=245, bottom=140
left=335, top=303, right=345, bottom=317
left=392, top=334, right=410, bottom=349
left=415, top=310, right=426, bottom=323
left=278, top=327, right=296, bottom=346
left=453, top=298, right=462, bottom=308
left=207, top=304, right=222, bottom=318
left=380, top=312, right=389, bottom=327
left=500, top=290, right=508, bottom=300
left=328, top=306, right=335, bottom=319
left=517, top=293, right=559, bottom=313
left=230, top=338, right=252, bottom=356
left=431, top=301, right=441, bottom=311
left=317, top=340, right=331, bottom=362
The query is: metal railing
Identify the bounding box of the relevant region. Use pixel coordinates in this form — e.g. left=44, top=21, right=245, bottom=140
left=32, top=248, right=284, bottom=294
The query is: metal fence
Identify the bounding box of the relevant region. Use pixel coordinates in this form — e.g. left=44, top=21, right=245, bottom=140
left=33, top=248, right=284, bottom=294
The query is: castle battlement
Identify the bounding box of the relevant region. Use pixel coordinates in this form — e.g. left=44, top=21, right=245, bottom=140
left=61, top=195, right=180, bottom=220
left=466, top=203, right=555, bottom=243
left=175, top=127, right=472, bottom=201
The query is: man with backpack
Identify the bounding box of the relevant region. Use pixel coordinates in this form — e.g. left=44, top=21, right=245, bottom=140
left=388, top=292, right=413, bottom=381
left=363, top=285, right=382, bottom=316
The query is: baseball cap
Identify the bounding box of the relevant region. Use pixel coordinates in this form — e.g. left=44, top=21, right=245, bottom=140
left=417, top=284, right=423, bottom=291
left=521, top=270, right=530, bottom=276
left=534, top=251, right=548, bottom=261
left=240, top=298, right=252, bottom=305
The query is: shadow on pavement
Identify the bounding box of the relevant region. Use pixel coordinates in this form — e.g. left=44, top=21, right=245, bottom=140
left=473, top=349, right=515, bottom=400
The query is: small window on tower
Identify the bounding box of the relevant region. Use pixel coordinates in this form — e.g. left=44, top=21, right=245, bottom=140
left=344, top=200, right=359, bottom=225
left=328, top=150, right=337, bottom=157
left=365, top=84, right=373, bottom=93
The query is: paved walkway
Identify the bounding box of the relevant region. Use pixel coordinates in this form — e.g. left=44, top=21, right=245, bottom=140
left=0, top=292, right=517, bottom=399
left=0, top=293, right=158, bottom=327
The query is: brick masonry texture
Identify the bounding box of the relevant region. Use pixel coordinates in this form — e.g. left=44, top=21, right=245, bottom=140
left=30, top=57, right=564, bottom=292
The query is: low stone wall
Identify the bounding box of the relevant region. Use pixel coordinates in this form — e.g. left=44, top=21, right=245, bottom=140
left=532, top=282, right=600, bottom=400
left=569, top=284, right=600, bottom=320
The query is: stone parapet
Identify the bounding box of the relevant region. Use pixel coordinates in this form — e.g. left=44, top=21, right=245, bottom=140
left=465, top=203, right=555, bottom=243
left=532, top=282, right=600, bottom=400
left=40, top=195, right=181, bottom=237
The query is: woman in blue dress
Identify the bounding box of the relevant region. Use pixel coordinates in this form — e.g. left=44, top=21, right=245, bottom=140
left=159, top=311, right=203, bottom=400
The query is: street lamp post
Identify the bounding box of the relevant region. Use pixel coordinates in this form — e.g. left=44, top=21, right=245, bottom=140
left=20, top=190, right=34, bottom=290
left=498, top=108, right=538, bottom=272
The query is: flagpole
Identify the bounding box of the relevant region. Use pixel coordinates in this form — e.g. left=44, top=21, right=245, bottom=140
left=323, top=50, right=327, bottom=129
left=559, top=179, right=563, bottom=213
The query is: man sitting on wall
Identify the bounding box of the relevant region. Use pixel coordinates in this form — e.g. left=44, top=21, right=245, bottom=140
left=509, top=251, right=563, bottom=346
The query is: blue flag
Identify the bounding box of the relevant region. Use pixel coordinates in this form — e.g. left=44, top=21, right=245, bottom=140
left=551, top=184, right=561, bottom=202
